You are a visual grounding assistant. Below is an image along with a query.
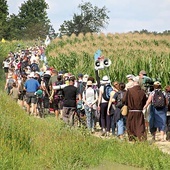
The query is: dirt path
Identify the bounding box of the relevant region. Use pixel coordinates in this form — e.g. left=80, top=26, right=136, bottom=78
left=148, top=132, right=170, bottom=154
left=93, top=128, right=170, bottom=155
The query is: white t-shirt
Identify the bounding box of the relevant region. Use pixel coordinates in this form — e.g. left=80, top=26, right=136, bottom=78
left=3, top=61, right=9, bottom=68
left=83, top=87, right=98, bottom=108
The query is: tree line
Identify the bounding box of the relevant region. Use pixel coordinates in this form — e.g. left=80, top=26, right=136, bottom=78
left=0, top=0, right=55, bottom=40
left=0, top=0, right=169, bottom=41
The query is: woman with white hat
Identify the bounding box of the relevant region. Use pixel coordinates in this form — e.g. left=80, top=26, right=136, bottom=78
left=82, top=80, right=98, bottom=133
left=98, top=75, right=112, bottom=136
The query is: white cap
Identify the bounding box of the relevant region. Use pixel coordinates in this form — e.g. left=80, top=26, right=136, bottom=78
left=133, top=76, right=139, bottom=83
left=126, top=74, right=134, bottom=80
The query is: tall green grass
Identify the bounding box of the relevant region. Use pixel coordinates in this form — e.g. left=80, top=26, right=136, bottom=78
left=1, top=91, right=170, bottom=170
left=46, top=33, right=170, bottom=87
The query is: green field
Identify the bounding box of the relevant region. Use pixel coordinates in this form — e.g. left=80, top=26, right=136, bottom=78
left=0, top=33, right=170, bottom=170
left=46, top=33, right=170, bottom=87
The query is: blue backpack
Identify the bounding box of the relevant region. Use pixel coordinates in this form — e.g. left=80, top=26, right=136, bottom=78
left=102, top=84, right=113, bottom=101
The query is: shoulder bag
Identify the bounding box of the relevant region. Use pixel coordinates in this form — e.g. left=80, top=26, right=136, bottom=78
left=121, top=90, right=129, bottom=116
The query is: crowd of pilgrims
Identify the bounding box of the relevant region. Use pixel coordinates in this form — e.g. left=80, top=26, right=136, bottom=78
left=2, top=45, right=170, bottom=142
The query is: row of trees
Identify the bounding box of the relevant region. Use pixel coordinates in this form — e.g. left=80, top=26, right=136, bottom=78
left=0, top=0, right=56, bottom=40
left=1, top=0, right=169, bottom=41
left=0, top=0, right=110, bottom=41
left=131, top=29, right=170, bottom=35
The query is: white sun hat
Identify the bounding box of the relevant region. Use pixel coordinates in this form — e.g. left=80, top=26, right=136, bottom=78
left=101, top=75, right=111, bottom=84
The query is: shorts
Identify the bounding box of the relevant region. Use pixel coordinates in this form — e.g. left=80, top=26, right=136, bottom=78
left=53, top=99, right=63, bottom=111
left=18, top=91, right=26, bottom=100
left=26, top=92, right=37, bottom=104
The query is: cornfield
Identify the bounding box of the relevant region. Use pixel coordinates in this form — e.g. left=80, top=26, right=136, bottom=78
left=44, top=33, right=170, bottom=87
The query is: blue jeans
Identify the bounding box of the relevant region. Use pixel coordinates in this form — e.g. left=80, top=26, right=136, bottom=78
left=84, top=105, right=95, bottom=129
left=117, top=118, right=124, bottom=136
left=111, top=117, right=124, bottom=136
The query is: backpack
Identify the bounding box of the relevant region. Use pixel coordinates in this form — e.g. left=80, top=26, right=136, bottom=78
left=53, top=81, right=64, bottom=100
left=31, top=63, right=39, bottom=72
left=77, top=81, right=86, bottom=95
left=7, top=78, right=15, bottom=88
left=80, top=89, right=97, bottom=110
left=83, top=89, right=97, bottom=100
left=43, top=74, right=51, bottom=93
left=166, top=92, right=170, bottom=111
left=102, top=84, right=113, bottom=101
left=153, top=90, right=166, bottom=109
left=115, top=91, right=125, bottom=109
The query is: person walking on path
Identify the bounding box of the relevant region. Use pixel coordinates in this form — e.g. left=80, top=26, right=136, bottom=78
left=144, top=81, right=168, bottom=141
left=123, top=76, right=147, bottom=141
left=108, top=82, right=126, bottom=140
left=98, top=75, right=112, bottom=137
left=62, top=76, right=79, bottom=126
left=24, top=72, right=40, bottom=116
left=9, top=82, right=19, bottom=102
left=82, top=80, right=98, bottom=133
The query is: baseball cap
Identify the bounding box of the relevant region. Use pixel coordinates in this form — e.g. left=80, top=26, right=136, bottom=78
left=78, top=73, right=83, bottom=78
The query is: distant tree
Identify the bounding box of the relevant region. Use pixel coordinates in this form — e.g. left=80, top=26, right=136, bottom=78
left=163, top=30, right=170, bottom=35
left=7, top=14, right=22, bottom=40
left=13, top=0, right=53, bottom=40
left=59, top=1, right=109, bottom=36
left=48, top=25, right=57, bottom=39
left=0, top=0, right=9, bottom=39
left=139, top=29, right=149, bottom=34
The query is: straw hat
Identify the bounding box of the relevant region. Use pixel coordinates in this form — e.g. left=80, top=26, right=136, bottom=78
left=87, top=80, right=93, bottom=86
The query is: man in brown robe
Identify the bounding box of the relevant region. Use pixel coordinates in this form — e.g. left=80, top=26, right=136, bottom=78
left=123, top=76, right=147, bottom=141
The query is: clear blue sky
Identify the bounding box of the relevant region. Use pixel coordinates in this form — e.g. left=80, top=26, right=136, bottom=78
left=8, top=0, right=170, bottom=34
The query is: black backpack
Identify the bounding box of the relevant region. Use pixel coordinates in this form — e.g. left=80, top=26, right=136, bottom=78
left=31, top=63, right=39, bottom=72
left=153, top=90, right=166, bottom=109
left=166, top=92, right=170, bottom=111
left=77, top=81, right=86, bottom=95
left=115, top=91, right=125, bottom=109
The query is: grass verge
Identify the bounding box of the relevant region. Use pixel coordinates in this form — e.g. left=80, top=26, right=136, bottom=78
left=0, top=93, right=170, bottom=170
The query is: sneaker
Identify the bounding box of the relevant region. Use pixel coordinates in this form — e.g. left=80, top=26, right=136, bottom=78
left=105, top=132, right=110, bottom=138
left=91, top=128, right=95, bottom=134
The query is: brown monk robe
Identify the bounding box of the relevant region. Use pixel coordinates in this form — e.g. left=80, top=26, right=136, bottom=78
left=123, top=76, right=147, bottom=141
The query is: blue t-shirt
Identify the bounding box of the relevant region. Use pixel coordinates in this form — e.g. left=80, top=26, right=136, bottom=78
left=25, top=78, right=40, bottom=93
